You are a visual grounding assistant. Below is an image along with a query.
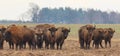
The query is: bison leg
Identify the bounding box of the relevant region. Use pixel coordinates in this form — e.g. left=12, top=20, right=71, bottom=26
left=85, top=41, right=89, bottom=49
left=95, top=40, right=99, bottom=49
left=38, top=40, right=43, bottom=49
left=87, top=41, right=91, bottom=49
left=8, top=41, right=12, bottom=49
left=15, top=43, right=19, bottom=50
left=32, top=41, right=36, bottom=50
left=45, top=41, right=49, bottom=49
left=50, top=42, right=55, bottom=49
left=9, top=41, right=14, bottom=49
left=0, top=40, right=4, bottom=49
left=11, top=42, right=14, bottom=49
left=109, top=40, right=111, bottom=48
left=80, top=39, right=84, bottom=49
left=56, top=42, right=60, bottom=50
left=92, top=41, right=95, bottom=48
left=60, top=41, right=64, bottom=50
left=41, top=41, right=43, bottom=48
left=19, top=42, right=23, bottom=50
left=28, top=41, right=32, bottom=50
left=105, top=40, right=107, bottom=48
left=23, top=43, right=26, bottom=49
left=100, top=40, right=103, bottom=48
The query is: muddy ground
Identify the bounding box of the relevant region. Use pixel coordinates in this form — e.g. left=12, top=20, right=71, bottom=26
left=0, top=38, right=119, bottom=56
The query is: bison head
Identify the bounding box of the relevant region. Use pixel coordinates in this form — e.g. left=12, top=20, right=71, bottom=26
left=108, top=28, right=115, bottom=38
left=0, top=26, right=6, bottom=33
left=86, top=24, right=96, bottom=34
left=62, top=27, right=70, bottom=39
left=3, top=31, right=11, bottom=41
left=35, top=28, right=44, bottom=40
left=48, top=27, right=58, bottom=37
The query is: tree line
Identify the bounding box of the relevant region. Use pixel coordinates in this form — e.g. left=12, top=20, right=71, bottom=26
left=29, top=4, right=120, bottom=24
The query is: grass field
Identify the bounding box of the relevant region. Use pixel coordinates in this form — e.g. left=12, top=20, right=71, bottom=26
left=0, top=24, right=120, bottom=56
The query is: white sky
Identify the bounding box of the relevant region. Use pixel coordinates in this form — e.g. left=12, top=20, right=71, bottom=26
left=0, top=0, right=120, bottom=21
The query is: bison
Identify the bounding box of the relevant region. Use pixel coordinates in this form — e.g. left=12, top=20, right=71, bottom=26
left=92, top=28, right=105, bottom=49
left=34, top=27, right=44, bottom=49
left=103, top=28, right=115, bottom=48
left=78, top=24, right=96, bottom=49
left=34, top=24, right=55, bottom=49
left=0, top=25, right=6, bottom=49
left=55, top=27, right=70, bottom=49
left=4, top=25, right=36, bottom=50
left=44, top=26, right=58, bottom=49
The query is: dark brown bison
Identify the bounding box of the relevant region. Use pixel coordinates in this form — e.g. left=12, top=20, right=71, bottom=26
left=44, top=26, right=58, bottom=49
left=55, top=27, right=70, bottom=49
left=22, top=26, right=36, bottom=49
left=92, top=28, right=105, bottom=49
left=78, top=24, right=95, bottom=49
left=34, top=24, right=55, bottom=49
left=103, top=28, right=115, bottom=48
left=4, top=25, right=36, bottom=50
left=0, top=25, right=6, bottom=49
left=34, top=26, right=44, bottom=49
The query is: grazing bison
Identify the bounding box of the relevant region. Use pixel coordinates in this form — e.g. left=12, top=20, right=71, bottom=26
left=4, top=25, right=36, bottom=50
left=78, top=24, right=96, bottom=49
left=0, top=25, right=6, bottom=49
left=103, top=28, right=115, bottom=48
left=55, top=27, right=70, bottom=49
left=92, top=28, right=105, bottom=49
left=44, top=26, right=58, bottom=49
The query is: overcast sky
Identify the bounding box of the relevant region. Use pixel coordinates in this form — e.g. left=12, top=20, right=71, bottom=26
left=0, top=0, right=120, bottom=20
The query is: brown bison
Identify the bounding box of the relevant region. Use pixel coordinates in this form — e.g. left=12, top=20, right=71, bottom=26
left=22, top=26, right=36, bottom=49
left=103, top=28, right=115, bottom=48
left=92, top=28, right=105, bottom=49
left=55, top=27, right=70, bottom=49
left=35, top=24, right=55, bottom=49
left=34, top=26, right=44, bottom=49
left=44, top=26, right=58, bottom=49
left=78, top=24, right=95, bottom=49
left=0, top=25, right=6, bottom=49
left=4, top=25, right=36, bottom=50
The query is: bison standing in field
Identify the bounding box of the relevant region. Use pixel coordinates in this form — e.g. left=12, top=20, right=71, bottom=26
left=0, top=25, right=6, bottom=49
left=78, top=24, right=96, bottom=49
left=55, top=27, right=70, bottom=50
left=34, top=25, right=44, bottom=49
left=103, top=28, right=115, bottom=48
left=44, top=26, right=58, bottom=49
left=92, top=28, right=105, bottom=49
left=22, top=26, right=36, bottom=49
left=34, top=24, right=55, bottom=49
left=4, top=25, right=36, bottom=50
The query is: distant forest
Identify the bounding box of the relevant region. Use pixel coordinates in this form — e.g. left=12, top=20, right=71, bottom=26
left=1, top=4, right=120, bottom=24
left=27, top=4, right=120, bottom=24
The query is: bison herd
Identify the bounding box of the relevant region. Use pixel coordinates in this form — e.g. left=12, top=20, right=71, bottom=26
left=78, top=24, right=115, bottom=49
left=0, top=24, right=115, bottom=50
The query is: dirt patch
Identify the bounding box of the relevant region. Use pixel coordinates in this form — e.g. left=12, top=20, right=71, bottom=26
left=0, top=38, right=120, bottom=56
